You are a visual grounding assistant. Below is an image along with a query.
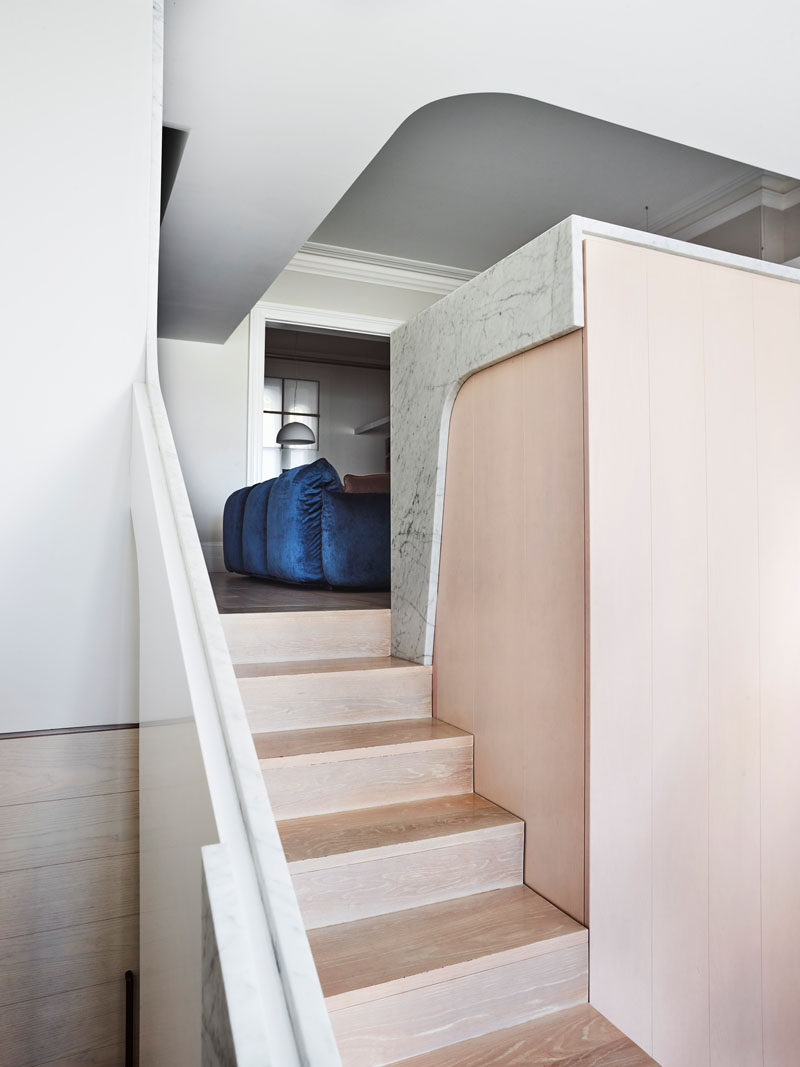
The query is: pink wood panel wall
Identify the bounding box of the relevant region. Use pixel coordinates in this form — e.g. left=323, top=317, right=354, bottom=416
left=433, top=331, right=587, bottom=924
left=584, top=235, right=800, bottom=1066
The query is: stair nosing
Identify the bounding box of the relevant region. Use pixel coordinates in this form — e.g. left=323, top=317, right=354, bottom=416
left=255, top=719, right=471, bottom=767
left=259, top=732, right=471, bottom=768
left=235, top=656, right=429, bottom=680
left=323, top=930, right=587, bottom=1012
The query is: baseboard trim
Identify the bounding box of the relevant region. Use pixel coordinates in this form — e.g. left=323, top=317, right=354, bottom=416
left=202, top=540, right=226, bottom=573
left=0, top=722, right=139, bottom=741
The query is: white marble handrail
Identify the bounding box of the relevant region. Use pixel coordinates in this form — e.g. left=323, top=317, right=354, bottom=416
left=134, top=380, right=341, bottom=1066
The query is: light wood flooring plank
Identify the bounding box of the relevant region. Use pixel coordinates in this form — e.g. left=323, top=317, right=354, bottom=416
left=256, top=718, right=469, bottom=765
left=389, top=1004, right=656, bottom=1066
left=37, top=1045, right=125, bottom=1067
left=0, top=980, right=127, bottom=1067
left=236, top=655, right=413, bottom=679
left=0, top=855, right=138, bottom=940
left=0, top=732, right=138, bottom=807
left=331, top=945, right=588, bottom=1067
left=278, top=793, right=519, bottom=866
left=241, top=662, right=431, bottom=733
left=310, top=885, right=586, bottom=1008
left=0, top=791, right=138, bottom=873
left=293, top=823, right=522, bottom=929
left=265, top=742, right=471, bottom=820
left=0, top=913, right=138, bottom=1008
left=222, top=609, right=390, bottom=664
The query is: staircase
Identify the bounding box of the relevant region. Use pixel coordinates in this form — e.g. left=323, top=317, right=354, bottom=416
left=222, top=608, right=655, bottom=1066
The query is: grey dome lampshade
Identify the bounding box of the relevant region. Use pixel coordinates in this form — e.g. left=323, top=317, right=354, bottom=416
left=276, top=420, right=316, bottom=445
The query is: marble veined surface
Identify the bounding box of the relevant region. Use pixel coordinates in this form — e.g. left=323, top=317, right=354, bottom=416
left=202, top=844, right=271, bottom=1067
left=390, top=215, right=800, bottom=664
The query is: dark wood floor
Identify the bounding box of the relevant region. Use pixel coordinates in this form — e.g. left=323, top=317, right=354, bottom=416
left=209, top=570, right=391, bottom=614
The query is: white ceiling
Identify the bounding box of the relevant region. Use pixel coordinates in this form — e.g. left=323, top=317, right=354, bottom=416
left=157, top=0, right=800, bottom=343
left=310, top=94, right=759, bottom=272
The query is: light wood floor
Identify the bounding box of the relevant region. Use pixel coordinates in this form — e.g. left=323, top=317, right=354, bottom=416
left=223, top=607, right=652, bottom=1066
left=210, top=570, right=390, bottom=614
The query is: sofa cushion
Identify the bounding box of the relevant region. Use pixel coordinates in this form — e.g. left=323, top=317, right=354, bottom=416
left=321, top=489, right=390, bottom=589
left=241, top=478, right=277, bottom=577
left=222, top=484, right=255, bottom=574
left=343, top=473, right=390, bottom=494
left=266, top=458, right=342, bottom=584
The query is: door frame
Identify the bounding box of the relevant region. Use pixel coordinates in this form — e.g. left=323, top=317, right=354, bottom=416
left=246, top=301, right=402, bottom=484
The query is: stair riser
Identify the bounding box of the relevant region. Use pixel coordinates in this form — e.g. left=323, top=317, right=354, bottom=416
left=263, top=744, right=472, bottom=820
left=292, top=824, right=523, bottom=928
left=241, top=666, right=432, bottom=732
left=330, top=943, right=588, bottom=1067
left=222, top=609, right=390, bottom=664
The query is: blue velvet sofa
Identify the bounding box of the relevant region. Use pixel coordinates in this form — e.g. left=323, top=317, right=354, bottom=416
left=223, top=458, right=390, bottom=589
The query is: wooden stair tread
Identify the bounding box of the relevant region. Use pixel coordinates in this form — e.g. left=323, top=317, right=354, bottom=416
left=387, top=1004, right=657, bottom=1066
left=278, top=793, right=521, bottom=866
left=309, top=885, right=586, bottom=1008
left=235, top=655, right=419, bottom=679
left=255, top=718, right=470, bottom=765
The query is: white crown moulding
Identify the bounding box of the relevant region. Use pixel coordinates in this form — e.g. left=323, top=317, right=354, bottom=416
left=253, top=300, right=405, bottom=337
left=287, top=241, right=479, bottom=295
left=651, top=169, right=800, bottom=242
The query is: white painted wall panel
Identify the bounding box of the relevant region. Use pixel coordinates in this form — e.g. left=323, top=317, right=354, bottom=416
left=1, top=1, right=154, bottom=731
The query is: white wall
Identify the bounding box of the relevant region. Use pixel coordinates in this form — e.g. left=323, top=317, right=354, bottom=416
left=158, top=317, right=250, bottom=544
left=266, top=357, right=389, bottom=479
left=1, top=1, right=154, bottom=732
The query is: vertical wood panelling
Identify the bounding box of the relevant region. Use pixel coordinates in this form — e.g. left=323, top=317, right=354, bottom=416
left=584, top=238, right=653, bottom=1052
left=473, top=356, right=526, bottom=819
left=433, top=379, right=476, bottom=738
left=585, top=236, right=800, bottom=1066
left=703, top=263, right=762, bottom=1067
left=521, top=338, right=586, bottom=919
left=434, top=332, right=586, bottom=923
left=0, top=728, right=139, bottom=1067
left=647, top=251, right=710, bottom=1066
left=437, top=239, right=800, bottom=1065
left=753, top=275, right=800, bottom=1067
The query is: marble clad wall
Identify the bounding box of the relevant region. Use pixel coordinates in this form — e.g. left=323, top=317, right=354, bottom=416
left=390, top=217, right=582, bottom=664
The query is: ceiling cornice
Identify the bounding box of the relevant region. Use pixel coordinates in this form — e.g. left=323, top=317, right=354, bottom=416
left=253, top=300, right=404, bottom=336
left=287, top=241, right=479, bottom=295
left=652, top=170, right=800, bottom=241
